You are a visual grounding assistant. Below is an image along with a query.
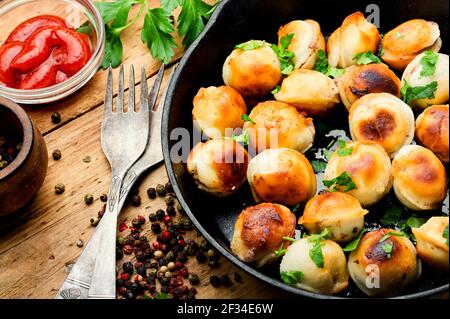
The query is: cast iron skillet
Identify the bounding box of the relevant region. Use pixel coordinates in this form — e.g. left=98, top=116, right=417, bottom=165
left=162, top=0, right=449, bottom=298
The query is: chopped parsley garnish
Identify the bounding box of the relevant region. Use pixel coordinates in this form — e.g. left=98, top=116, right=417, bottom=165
left=406, top=216, right=427, bottom=229
left=401, top=80, right=438, bottom=105
left=336, top=139, right=353, bottom=157
left=443, top=226, right=449, bottom=245
left=381, top=206, right=403, bottom=226
left=381, top=242, right=393, bottom=258
left=314, top=49, right=344, bottom=78
left=323, top=171, right=357, bottom=193
left=230, top=130, right=249, bottom=146
left=235, top=40, right=266, bottom=51
left=271, top=85, right=281, bottom=95
left=379, top=234, right=390, bottom=243
left=240, top=114, right=255, bottom=124
left=280, top=271, right=303, bottom=285
left=343, top=228, right=366, bottom=252
left=420, top=50, right=438, bottom=77
left=311, top=160, right=327, bottom=173
left=274, top=244, right=287, bottom=257
left=353, top=51, right=381, bottom=65
left=271, top=34, right=295, bottom=75
left=307, top=228, right=329, bottom=268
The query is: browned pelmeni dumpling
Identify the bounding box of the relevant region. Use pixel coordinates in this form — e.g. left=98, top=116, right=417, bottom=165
left=280, top=237, right=349, bottom=295
left=299, top=192, right=368, bottom=243
left=243, top=101, right=315, bottom=154
left=412, top=217, right=449, bottom=272
left=327, top=12, right=380, bottom=68
left=402, top=53, right=449, bottom=109
left=247, top=148, right=316, bottom=207
left=277, top=20, right=325, bottom=70
left=274, top=69, right=340, bottom=116
left=349, top=93, right=415, bottom=158
left=415, top=105, right=449, bottom=163
left=348, top=228, right=421, bottom=297
left=187, top=139, right=249, bottom=197
left=381, top=19, right=441, bottom=70
left=231, top=203, right=296, bottom=268
left=323, top=141, right=392, bottom=207
left=337, top=64, right=401, bottom=110
left=192, top=86, right=247, bottom=139
left=223, top=41, right=282, bottom=100
left=391, top=145, right=447, bottom=211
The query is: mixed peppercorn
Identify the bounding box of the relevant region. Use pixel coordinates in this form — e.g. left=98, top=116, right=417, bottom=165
left=0, top=135, right=22, bottom=171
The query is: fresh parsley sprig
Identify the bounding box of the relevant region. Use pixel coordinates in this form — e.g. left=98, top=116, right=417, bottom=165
left=353, top=51, right=381, bottom=65
left=336, top=139, right=353, bottom=157
left=443, top=225, right=449, bottom=246
left=420, top=50, right=438, bottom=77
left=271, top=34, right=295, bottom=75
left=314, top=49, right=344, bottom=78
left=307, top=228, right=329, bottom=268
left=323, top=171, right=357, bottom=193
left=280, top=271, right=303, bottom=285
left=230, top=130, right=249, bottom=146
left=96, top=0, right=218, bottom=68
left=343, top=228, right=366, bottom=252
left=400, top=80, right=438, bottom=105
left=240, top=114, right=255, bottom=124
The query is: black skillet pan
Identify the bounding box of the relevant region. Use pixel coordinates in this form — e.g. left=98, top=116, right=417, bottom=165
left=162, top=0, right=449, bottom=298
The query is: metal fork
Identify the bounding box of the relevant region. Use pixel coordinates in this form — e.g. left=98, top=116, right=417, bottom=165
left=55, top=65, right=167, bottom=299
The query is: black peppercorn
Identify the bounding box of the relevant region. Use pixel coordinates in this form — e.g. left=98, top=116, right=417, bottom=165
left=177, top=203, right=185, bottom=214
left=84, top=193, right=94, bottom=205
left=165, top=196, right=175, bottom=206
left=100, top=193, right=108, bottom=202
left=165, top=182, right=173, bottom=193
left=139, top=281, right=148, bottom=290
left=188, top=273, right=199, bottom=285
left=220, top=275, right=232, bottom=287
left=125, top=291, right=134, bottom=299
left=176, top=252, right=187, bottom=263
left=116, top=247, right=124, bottom=260
left=130, top=194, right=141, bottom=207
left=158, top=258, right=167, bottom=267
left=166, top=206, right=176, bottom=216
left=122, top=261, right=134, bottom=274
left=51, top=112, right=61, bottom=124
left=116, top=278, right=125, bottom=288
left=130, top=282, right=139, bottom=293
left=156, top=184, right=166, bottom=197
left=234, top=272, right=242, bottom=283
left=132, top=217, right=142, bottom=229
left=52, top=149, right=62, bottom=160
left=208, top=257, right=219, bottom=268
left=147, top=187, right=157, bottom=199
left=171, top=244, right=183, bottom=255
left=160, top=285, right=169, bottom=294
left=143, top=248, right=154, bottom=259
left=136, top=251, right=147, bottom=262
left=156, top=209, right=165, bottom=221
left=136, top=266, right=146, bottom=278
left=195, top=251, right=207, bottom=263
left=148, top=212, right=157, bottom=222
left=147, top=275, right=156, bottom=285
left=210, top=276, right=221, bottom=288
left=160, top=276, right=170, bottom=286
left=151, top=222, right=161, bottom=234
left=185, top=291, right=196, bottom=300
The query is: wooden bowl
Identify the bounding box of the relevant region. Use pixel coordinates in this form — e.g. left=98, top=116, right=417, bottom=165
left=0, top=96, right=48, bottom=216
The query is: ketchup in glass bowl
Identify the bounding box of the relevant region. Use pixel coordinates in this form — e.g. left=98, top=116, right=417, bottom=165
left=0, top=0, right=105, bottom=104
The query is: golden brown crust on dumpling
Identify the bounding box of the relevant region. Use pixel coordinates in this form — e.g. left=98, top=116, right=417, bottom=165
left=349, top=93, right=415, bottom=158
left=243, top=100, right=315, bottom=154
left=348, top=228, right=420, bottom=297
left=247, top=148, right=317, bottom=207
left=278, top=19, right=325, bottom=70
left=391, top=145, right=447, bottom=211
left=381, top=19, right=441, bottom=70
left=222, top=42, right=282, bottom=99
left=337, top=64, right=401, bottom=110
left=187, top=139, right=249, bottom=197
left=192, top=86, right=247, bottom=138
left=299, top=192, right=368, bottom=242
left=274, top=69, right=340, bottom=116
left=415, top=105, right=449, bottom=163
left=231, top=203, right=296, bottom=268
left=412, top=217, right=449, bottom=271
left=327, top=12, right=380, bottom=68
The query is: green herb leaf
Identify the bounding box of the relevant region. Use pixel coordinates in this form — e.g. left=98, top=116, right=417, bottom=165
left=280, top=271, right=303, bottom=285
left=307, top=228, right=329, bottom=268
left=406, top=216, right=427, bottom=229
left=325, top=67, right=345, bottom=78
left=388, top=231, right=405, bottom=237
left=235, top=40, right=265, bottom=51
left=337, top=139, right=353, bottom=157
left=353, top=51, right=381, bottom=65
left=420, top=50, right=438, bottom=77
left=401, top=80, right=438, bottom=105
left=271, top=85, right=281, bottom=95
left=178, top=0, right=213, bottom=47
left=323, top=148, right=333, bottom=161
left=241, top=114, right=255, bottom=124
left=311, top=160, right=327, bottom=173
left=155, top=292, right=169, bottom=299
left=160, top=0, right=180, bottom=12
left=141, top=8, right=178, bottom=64
left=231, top=130, right=249, bottom=146
left=323, top=171, right=357, bottom=192
left=95, top=0, right=133, bottom=25
left=314, top=49, right=328, bottom=74
left=292, top=203, right=301, bottom=214
left=271, top=33, right=295, bottom=75
left=76, top=23, right=92, bottom=35
left=282, top=236, right=296, bottom=242
left=443, top=225, right=449, bottom=245
left=102, top=26, right=123, bottom=69
left=379, top=234, right=390, bottom=243
left=381, top=242, right=393, bottom=258
left=343, top=228, right=366, bottom=252
left=381, top=206, right=403, bottom=226
left=274, top=243, right=287, bottom=257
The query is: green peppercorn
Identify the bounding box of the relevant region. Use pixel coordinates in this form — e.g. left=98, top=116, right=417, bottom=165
left=117, top=237, right=126, bottom=247
left=52, top=149, right=62, bottom=160
left=55, top=183, right=65, bottom=194
left=189, top=273, right=200, bottom=285
left=165, top=196, right=175, bottom=206
left=208, top=257, right=219, bottom=268
left=147, top=187, right=157, bottom=199
left=165, top=251, right=175, bottom=262
left=156, top=184, right=166, bottom=197
left=84, top=193, right=94, bottom=205
left=177, top=203, right=185, bottom=214
left=148, top=268, right=158, bottom=276
left=90, top=217, right=100, bottom=227
left=200, top=239, right=212, bottom=252
left=184, top=244, right=196, bottom=256
left=51, top=112, right=61, bottom=124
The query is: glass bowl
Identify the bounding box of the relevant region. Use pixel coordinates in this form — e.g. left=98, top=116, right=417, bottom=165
left=0, top=0, right=105, bottom=104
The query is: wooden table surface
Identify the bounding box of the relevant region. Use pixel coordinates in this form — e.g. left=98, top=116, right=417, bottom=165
left=0, top=1, right=294, bottom=299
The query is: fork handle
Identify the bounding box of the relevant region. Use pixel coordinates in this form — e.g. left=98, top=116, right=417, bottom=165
left=87, top=172, right=124, bottom=299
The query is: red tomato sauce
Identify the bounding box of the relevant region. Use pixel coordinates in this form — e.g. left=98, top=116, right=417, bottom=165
left=0, top=15, right=92, bottom=90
